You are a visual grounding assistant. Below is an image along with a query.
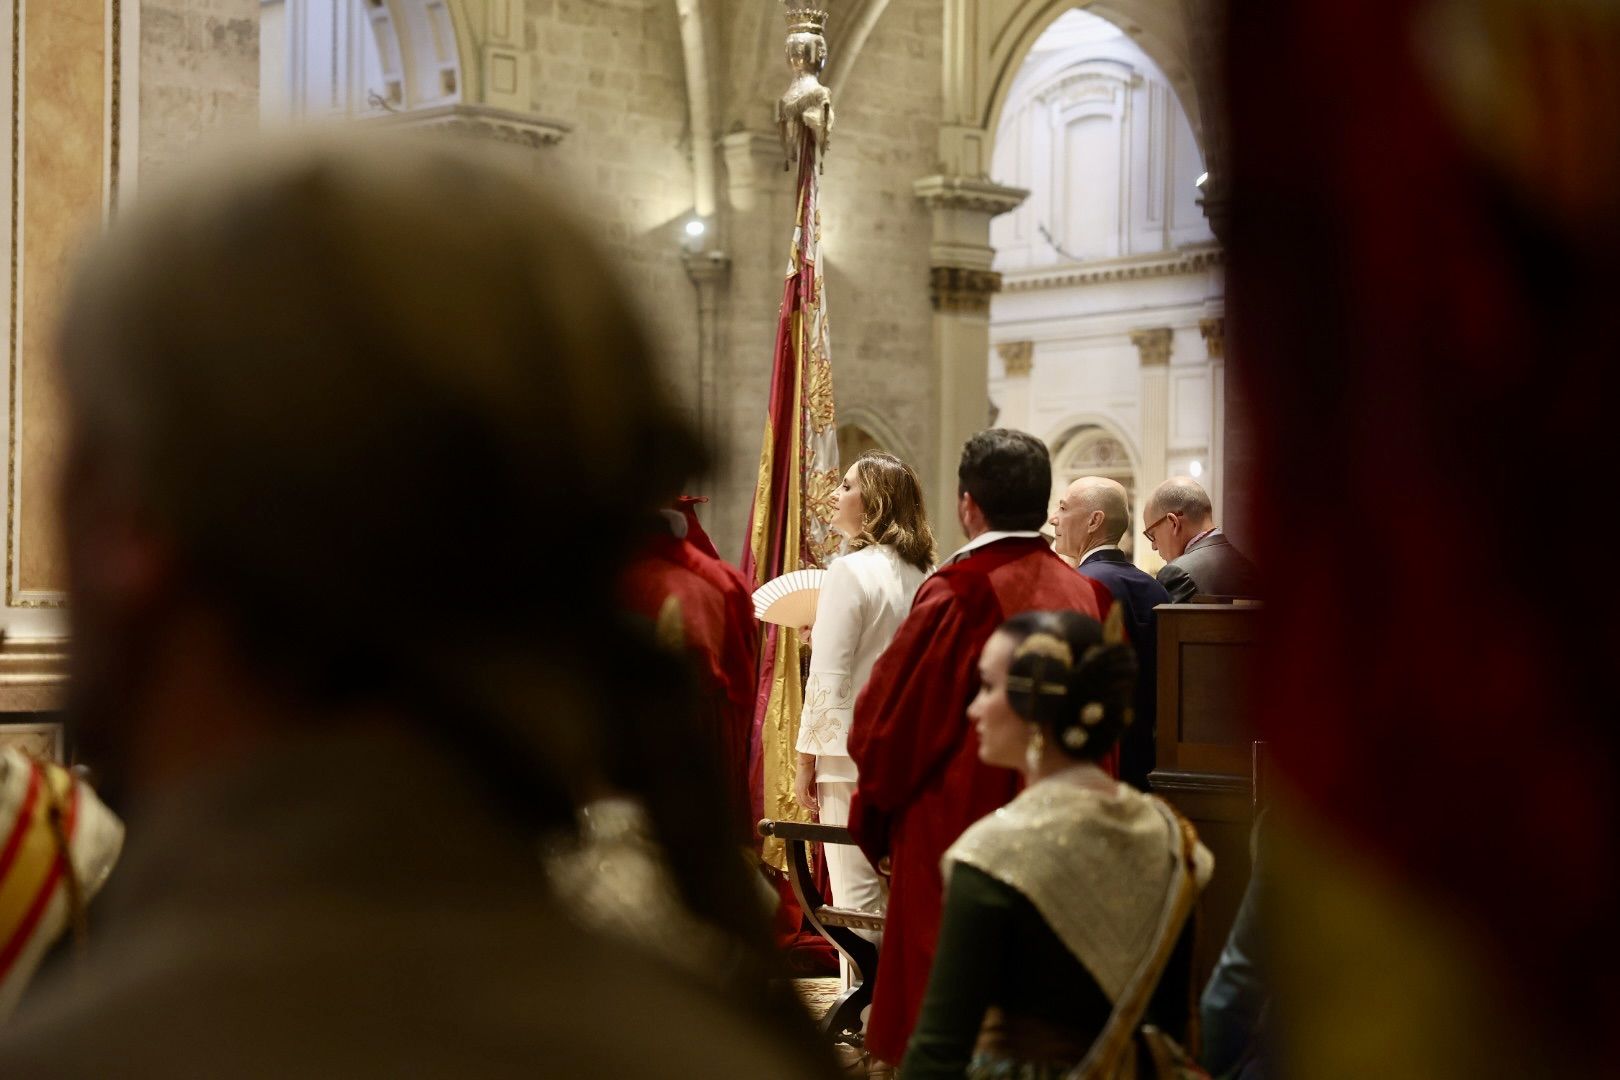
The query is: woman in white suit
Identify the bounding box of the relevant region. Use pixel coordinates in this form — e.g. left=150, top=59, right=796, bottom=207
left=793, top=450, right=935, bottom=929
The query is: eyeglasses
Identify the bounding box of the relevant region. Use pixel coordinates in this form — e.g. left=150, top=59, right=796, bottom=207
left=1142, top=514, right=1173, bottom=545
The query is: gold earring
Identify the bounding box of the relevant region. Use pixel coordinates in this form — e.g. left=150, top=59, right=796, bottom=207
left=1024, top=726, right=1045, bottom=773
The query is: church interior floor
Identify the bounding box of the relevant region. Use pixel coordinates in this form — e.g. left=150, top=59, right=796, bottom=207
left=791, top=978, right=892, bottom=1077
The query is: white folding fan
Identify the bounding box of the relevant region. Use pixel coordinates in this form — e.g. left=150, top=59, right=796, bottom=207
left=751, top=568, right=826, bottom=628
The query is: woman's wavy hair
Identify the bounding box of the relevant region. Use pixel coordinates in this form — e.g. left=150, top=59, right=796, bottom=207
left=998, top=608, right=1137, bottom=763
left=846, top=450, right=936, bottom=572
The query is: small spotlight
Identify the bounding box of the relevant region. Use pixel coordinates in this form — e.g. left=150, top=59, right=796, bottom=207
left=1189, top=460, right=1204, bottom=478
left=1194, top=171, right=1209, bottom=191
left=684, top=219, right=706, bottom=238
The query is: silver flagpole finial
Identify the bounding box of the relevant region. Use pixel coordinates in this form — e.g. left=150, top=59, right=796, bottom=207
left=777, top=6, right=834, bottom=168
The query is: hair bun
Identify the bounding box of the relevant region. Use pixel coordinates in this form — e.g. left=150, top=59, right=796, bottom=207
left=998, top=609, right=1139, bottom=763
left=1071, top=642, right=1137, bottom=703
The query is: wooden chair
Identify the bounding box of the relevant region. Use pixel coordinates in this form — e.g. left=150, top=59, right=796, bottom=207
left=758, top=818, right=884, bottom=1044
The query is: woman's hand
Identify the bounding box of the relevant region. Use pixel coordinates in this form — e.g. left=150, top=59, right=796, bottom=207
left=797, top=624, right=814, bottom=650
left=793, top=754, right=819, bottom=814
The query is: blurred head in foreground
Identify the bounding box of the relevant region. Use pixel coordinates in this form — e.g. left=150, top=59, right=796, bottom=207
left=58, top=134, right=699, bottom=816
left=21, top=135, right=834, bottom=1077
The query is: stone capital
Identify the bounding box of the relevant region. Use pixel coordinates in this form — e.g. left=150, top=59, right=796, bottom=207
left=1199, top=316, right=1225, bottom=359
left=1131, top=327, right=1174, bottom=367
left=721, top=131, right=789, bottom=212
left=912, top=174, right=1028, bottom=216
left=930, top=266, right=1002, bottom=315
left=683, top=249, right=731, bottom=288
left=997, top=340, right=1033, bottom=377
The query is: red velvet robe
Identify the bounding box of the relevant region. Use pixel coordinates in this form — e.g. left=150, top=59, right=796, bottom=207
left=847, top=535, right=1110, bottom=1064
left=620, top=528, right=758, bottom=836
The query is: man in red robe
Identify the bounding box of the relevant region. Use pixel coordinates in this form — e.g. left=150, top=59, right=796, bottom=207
left=620, top=500, right=757, bottom=837
left=848, top=429, right=1110, bottom=1064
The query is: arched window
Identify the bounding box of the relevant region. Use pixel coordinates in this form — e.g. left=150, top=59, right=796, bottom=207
left=1054, top=426, right=1137, bottom=558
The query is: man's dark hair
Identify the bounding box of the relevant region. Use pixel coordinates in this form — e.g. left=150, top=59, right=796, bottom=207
left=957, top=429, right=1052, bottom=531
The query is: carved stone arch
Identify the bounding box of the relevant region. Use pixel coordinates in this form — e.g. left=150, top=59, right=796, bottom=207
left=982, top=0, right=1203, bottom=156
left=722, top=0, right=785, bottom=134
left=1045, top=414, right=1142, bottom=482
left=836, top=405, right=915, bottom=469
left=379, top=0, right=537, bottom=113
left=365, top=0, right=466, bottom=109
left=271, top=0, right=561, bottom=140
left=1045, top=416, right=1143, bottom=557
left=823, top=0, right=894, bottom=99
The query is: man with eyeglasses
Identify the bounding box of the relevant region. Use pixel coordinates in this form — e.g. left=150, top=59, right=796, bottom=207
left=1142, top=477, right=1261, bottom=603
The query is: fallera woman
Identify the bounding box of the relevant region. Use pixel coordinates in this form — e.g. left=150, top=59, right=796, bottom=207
left=902, top=609, right=1213, bottom=1079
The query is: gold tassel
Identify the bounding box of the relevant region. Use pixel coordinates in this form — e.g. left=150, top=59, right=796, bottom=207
left=1101, top=601, right=1126, bottom=646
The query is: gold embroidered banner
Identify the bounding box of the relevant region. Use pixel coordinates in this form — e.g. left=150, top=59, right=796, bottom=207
left=740, top=126, right=839, bottom=870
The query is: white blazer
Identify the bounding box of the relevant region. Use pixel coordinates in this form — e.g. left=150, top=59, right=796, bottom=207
left=795, top=544, right=928, bottom=783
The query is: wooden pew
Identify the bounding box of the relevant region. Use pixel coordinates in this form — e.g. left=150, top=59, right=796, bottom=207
left=1149, top=602, right=1261, bottom=995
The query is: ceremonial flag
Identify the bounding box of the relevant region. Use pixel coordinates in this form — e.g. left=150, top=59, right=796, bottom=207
left=0, top=750, right=123, bottom=1019
left=741, top=127, right=840, bottom=870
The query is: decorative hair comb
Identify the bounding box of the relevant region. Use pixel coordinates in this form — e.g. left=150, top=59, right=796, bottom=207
left=1006, top=631, right=1073, bottom=696
left=1013, top=632, right=1073, bottom=666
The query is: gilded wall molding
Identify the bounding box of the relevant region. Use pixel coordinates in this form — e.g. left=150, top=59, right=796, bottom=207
left=1199, top=316, right=1225, bottom=359
left=929, top=266, right=1002, bottom=315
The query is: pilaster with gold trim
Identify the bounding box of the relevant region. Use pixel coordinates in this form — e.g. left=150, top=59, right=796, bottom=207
left=994, top=339, right=1034, bottom=434
left=1132, top=327, right=1173, bottom=517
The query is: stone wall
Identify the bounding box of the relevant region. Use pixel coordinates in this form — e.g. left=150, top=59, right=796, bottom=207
left=706, top=0, right=943, bottom=561
left=139, top=0, right=259, bottom=182
left=815, top=0, right=941, bottom=522
left=524, top=0, right=701, bottom=434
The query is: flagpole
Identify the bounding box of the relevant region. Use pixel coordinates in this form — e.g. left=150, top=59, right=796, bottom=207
left=743, top=5, right=841, bottom=873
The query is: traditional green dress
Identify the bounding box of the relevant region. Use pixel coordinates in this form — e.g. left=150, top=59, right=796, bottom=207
left=900, top=766, right=1213, bottom=1079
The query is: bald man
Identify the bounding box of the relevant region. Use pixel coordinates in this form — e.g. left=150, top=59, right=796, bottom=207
left=1142, top=477, right=1261, bottom=602
left=1050, top=477, right=1171, bottom=789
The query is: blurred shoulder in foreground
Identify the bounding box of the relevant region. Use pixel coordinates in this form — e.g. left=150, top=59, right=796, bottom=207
left=0, top=134, right=831, bottom=1078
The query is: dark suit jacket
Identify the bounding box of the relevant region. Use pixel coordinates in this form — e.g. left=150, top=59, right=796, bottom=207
left=1156, top=531, right=1261, bottom=603
left=1078, top=548, right=1172, bottom=790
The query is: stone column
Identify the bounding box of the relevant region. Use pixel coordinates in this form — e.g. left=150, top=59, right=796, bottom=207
left=1200, top=316, right=1226, bottom=520
left=914, top=175, right=1027, bottom=545
left=1133, top=327, right=1173, bottom=567
left=712, top=130, right=794, bottom=556
left=685, top=250, right=731, bottom=456
left=996, top=340, right=1035, bottom=434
